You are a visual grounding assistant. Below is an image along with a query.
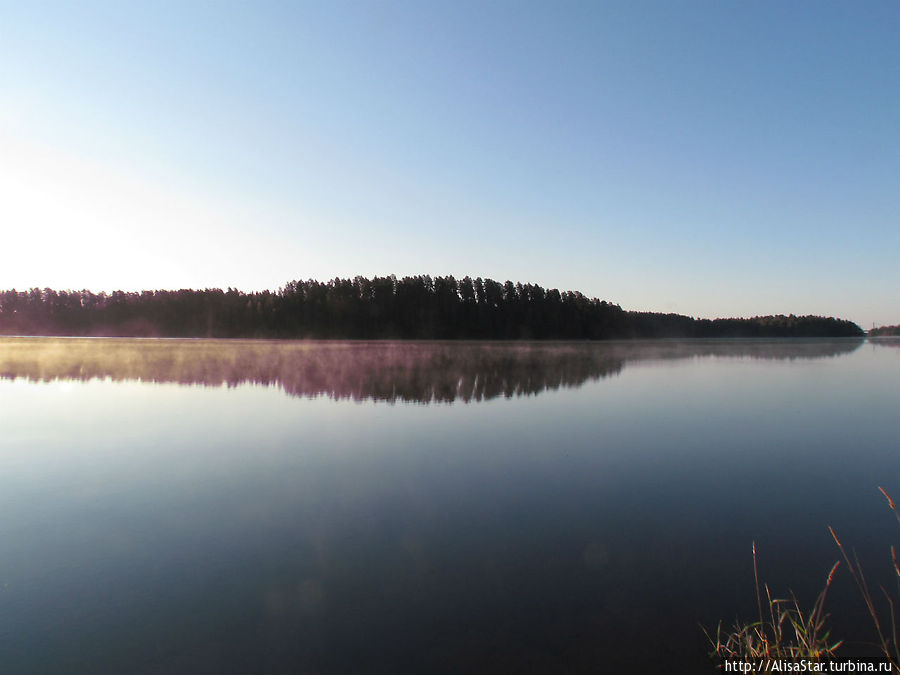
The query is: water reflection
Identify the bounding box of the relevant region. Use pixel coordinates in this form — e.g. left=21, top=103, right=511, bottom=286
left=0, top=337, right=863, bottom=403
left=869, top=337, right=900, bottom=348
left=1, top=335, right=895, bottom=674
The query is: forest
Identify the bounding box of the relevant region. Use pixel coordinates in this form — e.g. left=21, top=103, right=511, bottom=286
left=869, top=325, right=900, bottom=336
left=0, top=276, right=865, bottom=339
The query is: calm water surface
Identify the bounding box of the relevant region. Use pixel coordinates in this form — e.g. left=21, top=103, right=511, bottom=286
left=1, top=337, right=898, bottom=673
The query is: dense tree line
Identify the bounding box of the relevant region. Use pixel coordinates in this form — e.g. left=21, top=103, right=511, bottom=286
left=869, top=325, right=900, bottom=336
left=0, top=276, right=865, bottom=339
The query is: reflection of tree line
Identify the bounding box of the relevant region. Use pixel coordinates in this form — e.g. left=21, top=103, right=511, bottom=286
left=868, top=337, right=900, bottom=348
left=0, top=278, right=864, bottom=339
left=0, top=338, right=864, bottom=403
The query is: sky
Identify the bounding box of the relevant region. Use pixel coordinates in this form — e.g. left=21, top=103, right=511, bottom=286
left=1, top=1, right=898, bottom=327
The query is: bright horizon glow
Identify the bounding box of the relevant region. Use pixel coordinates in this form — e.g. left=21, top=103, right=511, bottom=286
left=1, top=1, right=898, bottom=328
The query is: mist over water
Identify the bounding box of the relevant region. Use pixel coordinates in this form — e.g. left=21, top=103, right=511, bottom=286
left=0, top=337, right=896, bottom=674
left=0, top=337, right=864, bottom=403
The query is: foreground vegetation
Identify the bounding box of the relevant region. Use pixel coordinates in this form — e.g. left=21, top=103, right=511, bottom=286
left=708, top=544, right=843, bottom=663
left=0, top=277, right=864, bottom=339
left=710, top=489, right=900, bottom=672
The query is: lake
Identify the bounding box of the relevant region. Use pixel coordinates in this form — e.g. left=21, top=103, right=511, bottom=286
left=1, top=337, right=898, bottom=673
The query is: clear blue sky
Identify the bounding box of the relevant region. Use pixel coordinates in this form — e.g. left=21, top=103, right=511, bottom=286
left=1, top=1, right=897, bottom=327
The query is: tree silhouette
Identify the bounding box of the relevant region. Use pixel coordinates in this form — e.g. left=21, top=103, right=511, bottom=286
left=0, top=278, right=865, bottom=340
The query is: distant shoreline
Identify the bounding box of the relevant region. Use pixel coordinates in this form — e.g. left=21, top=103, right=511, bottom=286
left=868, top=325, right=900, bottom=337
left=0, top=277, right=865, bottom=340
